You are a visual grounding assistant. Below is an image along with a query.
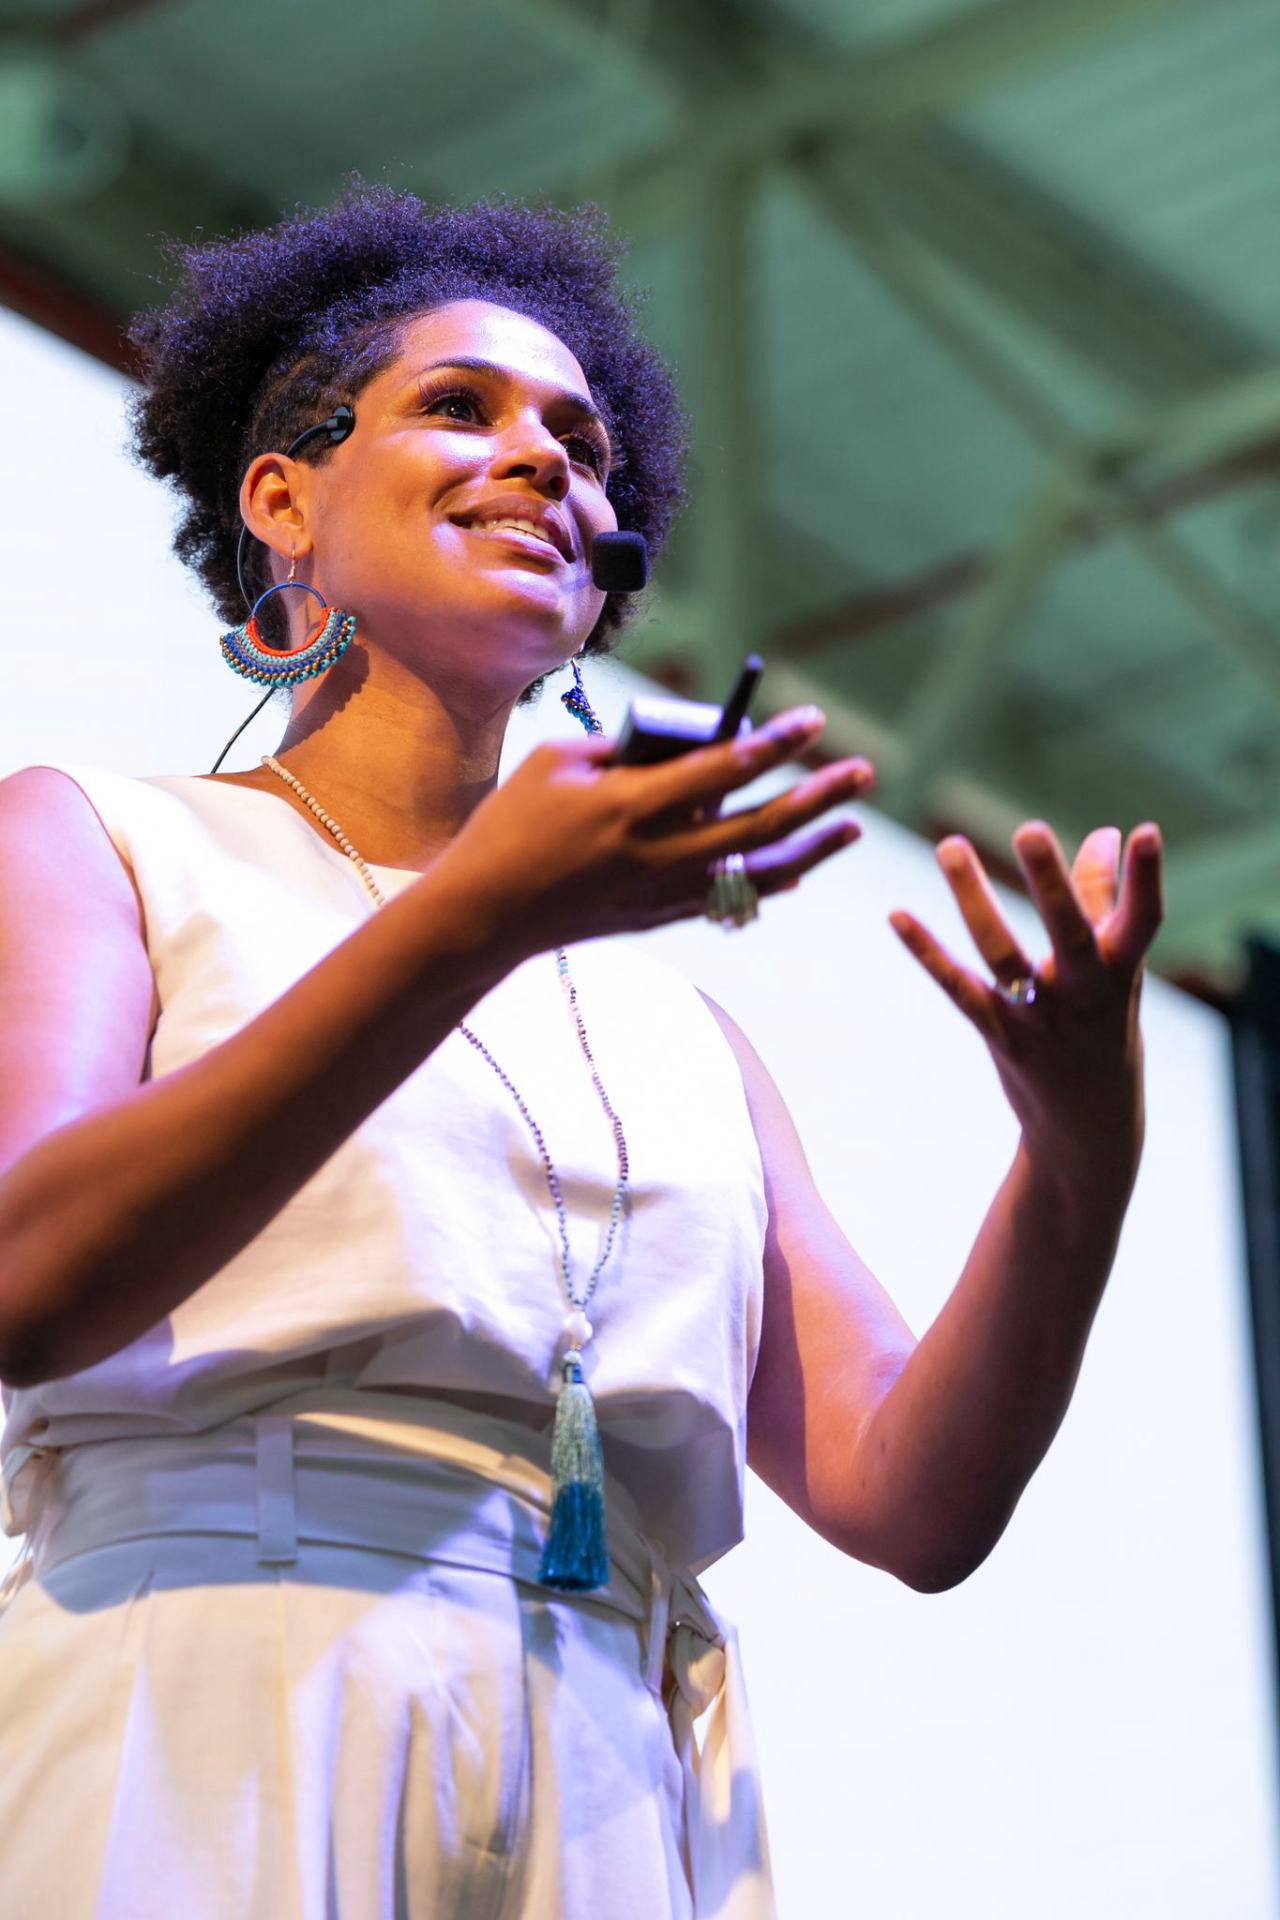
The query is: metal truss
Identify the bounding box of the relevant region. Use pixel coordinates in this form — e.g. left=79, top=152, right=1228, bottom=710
left=515, top=0, right=1280, bottom=971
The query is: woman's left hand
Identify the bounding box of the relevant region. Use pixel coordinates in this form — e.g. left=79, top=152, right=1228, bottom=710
left=888, top=820, right=1165, bottom=1194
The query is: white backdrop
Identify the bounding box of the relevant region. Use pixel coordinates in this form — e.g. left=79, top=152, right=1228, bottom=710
left=3, top=304, right=1277, bottom=1917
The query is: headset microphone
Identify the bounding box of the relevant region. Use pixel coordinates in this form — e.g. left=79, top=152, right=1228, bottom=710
left=590, top=530, right=648, bottom=594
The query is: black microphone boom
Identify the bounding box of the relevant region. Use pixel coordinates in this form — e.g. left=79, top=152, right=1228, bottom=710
left=590, top=531, right=648, bottom=593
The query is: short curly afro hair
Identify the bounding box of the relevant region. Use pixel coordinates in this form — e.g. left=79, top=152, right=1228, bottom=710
left=127, top=182, right=688, bottom=689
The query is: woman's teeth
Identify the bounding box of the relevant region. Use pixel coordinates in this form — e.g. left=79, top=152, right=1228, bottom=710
left=467, top=517, right=558, bottom=552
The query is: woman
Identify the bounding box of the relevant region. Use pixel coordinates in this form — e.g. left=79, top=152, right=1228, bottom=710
left=0, top=188, right=1163, bottom=1917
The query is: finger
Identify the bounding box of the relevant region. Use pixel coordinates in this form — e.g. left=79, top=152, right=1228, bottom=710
left=888, top=910, right=1001, bottom=1041
left=628, top=706, right=832, bottom=816
left=936, top=837, right=1035, bottom=982
left=1011, top=820, right=1100, bottom=986
left=1072, top=826, right=1122, bottom=927
left=662, top=758, right=874, bottom=865
left=745, top=817, right=862, bottom=894
left=1101, top=822, right=1165, bottom=970
left=657, top=817, right=862, bottom=928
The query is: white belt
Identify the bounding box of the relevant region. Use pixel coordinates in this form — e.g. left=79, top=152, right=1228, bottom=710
left=2, top=1389, right=776, bottom=1919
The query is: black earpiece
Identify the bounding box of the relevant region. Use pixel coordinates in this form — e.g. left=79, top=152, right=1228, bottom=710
left=311, top=404, right=356, bottom=447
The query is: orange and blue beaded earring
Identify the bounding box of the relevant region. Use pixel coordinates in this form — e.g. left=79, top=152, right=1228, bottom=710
left=210, top=403, right=359, bottom=774
left=220, top=554, right=356, bottom=689
left=221, top=402, right=359, bottom=689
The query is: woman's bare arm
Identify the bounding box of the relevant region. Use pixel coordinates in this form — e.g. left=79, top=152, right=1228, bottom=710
left=0, top=768, right=515, bottom=1388
left=710, top=992, right=1133, bottom=1595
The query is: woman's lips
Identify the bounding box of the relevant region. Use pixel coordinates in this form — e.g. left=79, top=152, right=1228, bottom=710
left=454, top=522, right=566, bottom=563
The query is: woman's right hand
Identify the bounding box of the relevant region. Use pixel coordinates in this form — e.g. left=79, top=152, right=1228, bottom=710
left=427, top=706, right=876, bottom=960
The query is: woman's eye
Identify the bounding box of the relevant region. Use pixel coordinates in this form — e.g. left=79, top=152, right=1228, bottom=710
left=565, top=433, right=607, bottom=474
left=422, top=388, right=484, bottom=423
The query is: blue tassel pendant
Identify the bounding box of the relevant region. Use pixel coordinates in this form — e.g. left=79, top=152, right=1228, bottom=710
left=540, top=1350, right=609, bottom=1592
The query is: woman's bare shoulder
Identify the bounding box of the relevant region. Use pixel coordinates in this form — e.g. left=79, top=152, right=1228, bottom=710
left=0, top=767, right=157, bottom=1180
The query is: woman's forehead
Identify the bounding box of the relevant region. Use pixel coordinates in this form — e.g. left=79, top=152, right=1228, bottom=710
left=389, top=301, right=591, bottom=400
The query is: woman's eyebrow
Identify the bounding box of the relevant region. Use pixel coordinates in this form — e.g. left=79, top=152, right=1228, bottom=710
left=414, top=356, right=606, bottom=430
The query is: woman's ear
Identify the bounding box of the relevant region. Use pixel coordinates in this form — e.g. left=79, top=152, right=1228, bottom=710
left=239, top=452, right=313, bottom=572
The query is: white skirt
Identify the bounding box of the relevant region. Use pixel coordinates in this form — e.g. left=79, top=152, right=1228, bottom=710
left=0, top=1391, right=774, bottom=1920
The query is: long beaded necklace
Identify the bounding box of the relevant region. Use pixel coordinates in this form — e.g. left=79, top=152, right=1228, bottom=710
left=259, top=751, right=627, bottom=1591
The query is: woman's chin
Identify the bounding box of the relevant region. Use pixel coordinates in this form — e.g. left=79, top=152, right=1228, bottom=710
left=428, top=624, right=586, bottom=700
left=446, top=576, right=598, bottom=670
left=347, top=580, right=596, bottom=690
left=475, top=566, right=583, bottom=629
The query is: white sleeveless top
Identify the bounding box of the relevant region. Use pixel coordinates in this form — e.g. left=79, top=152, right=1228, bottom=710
left=0, top=764, right=767, bottom=1575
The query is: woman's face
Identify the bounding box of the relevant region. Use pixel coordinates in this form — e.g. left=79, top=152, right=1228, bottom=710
left=255, top=300, right=619, bottom=699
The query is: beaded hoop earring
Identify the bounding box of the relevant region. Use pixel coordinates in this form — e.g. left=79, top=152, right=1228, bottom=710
left=560, top=653, right=603, bottom=736
left=219, top=579, right=356, bottom=688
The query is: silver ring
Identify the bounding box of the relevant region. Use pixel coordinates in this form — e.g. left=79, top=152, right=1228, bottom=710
left=705, top=853, right=760, bottom=930
left=995, top=973, right=1038, bottom=1007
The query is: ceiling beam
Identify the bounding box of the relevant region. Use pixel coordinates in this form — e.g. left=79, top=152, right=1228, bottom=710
left=1153, top=817, right=1280, bottom=957
left=512, top=0, right=815, bottom=104
left=797, top=161, right=1280, bottom=715
left=780, top=679, right=1276, bottom=988
left=1091, top=496, right=1280, bottom=710
left=533, top=0, right=1248, bottom=418
left=551, top=0, right=1192, bottom=235
left=56, top=0, right=179, bottom=41
left=451, top=0, right=743, bottom=200
left=759, top=657, right=1032, bottom=859
left=0, top=240, right=131, bottom=368
left=1032, top=645, right=1277, bottom=792
left=1102, top=363, right=1280, bottom=479
left=686, top=163, right=763, bottom=692
left=844, top=122, right=1261, bottom=401
left=485, top=0, right=669, bottom=98
left=877, top=472, right=1082, bottom=823
left=767, top=431, right=1280, bottom=659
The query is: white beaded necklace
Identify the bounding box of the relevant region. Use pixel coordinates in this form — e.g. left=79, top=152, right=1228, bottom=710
left=259, top=753, right=629, bottom=1350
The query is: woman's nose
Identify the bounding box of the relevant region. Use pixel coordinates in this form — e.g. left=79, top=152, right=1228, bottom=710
left=491, top=419, right=571, bottom=499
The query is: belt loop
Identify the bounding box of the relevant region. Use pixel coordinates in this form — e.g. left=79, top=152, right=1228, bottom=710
left=254, top=1413, right=297, bottom=1565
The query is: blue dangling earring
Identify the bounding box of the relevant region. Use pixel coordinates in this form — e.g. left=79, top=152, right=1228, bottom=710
left=560, top=652, right=603, bottom=735
left=220, top=554, right=356, bottom=688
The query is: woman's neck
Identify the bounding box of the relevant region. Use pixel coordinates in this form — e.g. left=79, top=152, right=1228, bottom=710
left=219, top=654, right=519, bottom=873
